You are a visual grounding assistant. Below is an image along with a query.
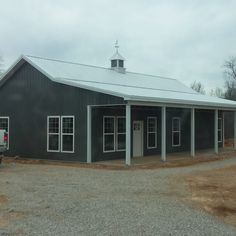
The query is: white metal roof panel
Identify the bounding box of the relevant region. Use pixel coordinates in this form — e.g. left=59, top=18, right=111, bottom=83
left=6, top=55, right=236, bottom=109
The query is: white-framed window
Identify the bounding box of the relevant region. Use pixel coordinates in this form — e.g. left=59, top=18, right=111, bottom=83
left=147, top=117, right=157, bottom=149
left=172, top=117, right=181, bottom=147
left=103, top=116, right=115, bottom=152
left=0, top=117, right=9, bottom=149
left=218, top=117, right=222, bottom=143
left=116, top=116, right=126, bottom=151
left=61, top=116, right=75, bottom=153
left=47, top=116, right=60, bottom=152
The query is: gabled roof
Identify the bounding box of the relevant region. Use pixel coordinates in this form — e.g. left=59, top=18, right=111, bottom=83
left=1, top=55, right=236, bottom=110
left=110, top=51, right=125, bottom=61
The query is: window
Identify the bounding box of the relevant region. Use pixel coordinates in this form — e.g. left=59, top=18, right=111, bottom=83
left=117, top=117, right=126, bottom=151
left=0, top=117, right=9, bottom=149
left=47, top=116, right=60, bottom=152
left=61, top=116, right=75, bottom=153
left=47, top=116, right=75, bottom=153
left=103, top=116, right=126, bottom=152
left=147, top=117, right=157, bottom=148
left=103, top=116, right=115, bottom=152
left=172, top=117, right=181, bottom=147
left=118, top=60, right=124, bottom=67
left=111, top=60, right=117, bottom=67
left=218, top=118, right=222, bottom=142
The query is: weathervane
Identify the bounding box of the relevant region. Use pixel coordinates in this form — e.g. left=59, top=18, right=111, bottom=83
left=115, top=40, right=119, bottom=52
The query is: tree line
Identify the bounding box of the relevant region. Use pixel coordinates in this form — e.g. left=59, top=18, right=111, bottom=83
left=190, top=57, right=236, bottom=100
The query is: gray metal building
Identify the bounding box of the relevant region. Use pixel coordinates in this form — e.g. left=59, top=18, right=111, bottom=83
left=0, top=48, right=236, bottom=165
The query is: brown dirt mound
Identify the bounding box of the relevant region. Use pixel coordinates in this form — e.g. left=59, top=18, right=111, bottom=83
left=186, top=165, right=236, bottom=226
left=2, top=153, right=234, bottom=170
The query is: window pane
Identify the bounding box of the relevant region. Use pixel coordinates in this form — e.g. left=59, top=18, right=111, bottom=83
left=49, top=134, right=59, bottom=151
left=148, top=118, right=156, bottom=132
left=173, top=119, right=180, bottom=132
left=117, top=118, right=125, bottom=133
left=104, top=134, right=114, bottom=151
left=62, top=135, right=73, bottom=152
left=218, top=119, right=222, bottom=130
left=62, top=117, right=74, bottom=133
left=111, top=60, right=117, bottom=67
left=117, top=134, right=126, bottom=150
left=118, top=60, right=123, bottom=67
left=0, top=118, right=8, bottom=132
left=104, top=117, right=114, bottom=133
left=148, top=133, right=156, bottom=147
left=49, top=118, right=59, bottom=133
left=173, top=132, right=180, bottom=146
left=218, top=131, right=222, bottom=142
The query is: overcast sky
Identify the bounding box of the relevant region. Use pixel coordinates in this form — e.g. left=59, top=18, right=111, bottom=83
left=0, top=0, right=236, bottom=92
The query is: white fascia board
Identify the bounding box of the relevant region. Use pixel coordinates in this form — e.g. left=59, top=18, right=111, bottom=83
left=54, top=78, right=126, bottom=99
left=0, top=55, right=25, bottom=81
left=0, top=55, right=55, bottom=85
left=22, top=55, right=55, bottom=81
left=126, top=98, right=236, bottom=111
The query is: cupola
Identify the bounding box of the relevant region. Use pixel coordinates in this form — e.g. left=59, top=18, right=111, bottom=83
left=110, top=40, right=126, bottom=73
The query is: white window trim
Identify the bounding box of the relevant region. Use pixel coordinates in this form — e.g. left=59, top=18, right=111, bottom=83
left=172, top=117, right=181, bottom=147
left=103, top=116, right=116, bottom=153
left=0, top=116, right=10, bottom=150
left=116, top=116, right=126, bottom=151
left=147, top=117, right=157, bottom=149
left=218, top=117, right=223, bottom=143
left=61, top=116, right=75, bottom=153
left=47, top=116, right=60, bottom=152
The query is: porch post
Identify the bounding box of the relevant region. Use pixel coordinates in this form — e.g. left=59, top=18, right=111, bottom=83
left=161, top=106, right=166, bottom=161
left=126, top=104, right=131, bottom=165
left=214, top=109, right=218, bottom=154
left=191, top=108, right=195, bottom=157
left=234, top=111, right=236, bottom=150
left=87, top=105, right=92, bottom=163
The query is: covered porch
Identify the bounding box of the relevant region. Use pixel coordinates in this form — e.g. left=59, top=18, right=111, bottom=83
left=86, top=102, right=236, bottom=166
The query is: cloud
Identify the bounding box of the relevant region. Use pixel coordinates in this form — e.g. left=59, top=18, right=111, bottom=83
left=0, top=0, right=236, bottom=92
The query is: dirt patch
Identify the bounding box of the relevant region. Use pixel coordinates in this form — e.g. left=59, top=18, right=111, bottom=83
left=0, top=194, right=8, bottom=205
left=185, top=165, right=236, bottom=226
left=0, top=210, right=25, bottom=228
left=2, top=152, right=235, bottom=170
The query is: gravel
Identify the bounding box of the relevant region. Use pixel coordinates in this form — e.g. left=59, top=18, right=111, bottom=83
left=1, top=158, right=236, bottom=236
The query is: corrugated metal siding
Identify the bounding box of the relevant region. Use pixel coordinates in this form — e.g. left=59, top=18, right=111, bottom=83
left=0, top=62, right=124, bottom=162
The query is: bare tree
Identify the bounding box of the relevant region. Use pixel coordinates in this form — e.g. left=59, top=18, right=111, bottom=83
left=224, top=57, right=236, bottom=100
left=209, top=87, right=225, bottom=98
left=190, top=81, right=206, bottom=94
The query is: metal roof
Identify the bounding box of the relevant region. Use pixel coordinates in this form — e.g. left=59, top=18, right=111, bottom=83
left=1, top=55, right=236, bottom=109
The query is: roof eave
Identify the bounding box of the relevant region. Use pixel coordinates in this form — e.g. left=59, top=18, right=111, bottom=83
left=125, top=96, right=236, bottom=110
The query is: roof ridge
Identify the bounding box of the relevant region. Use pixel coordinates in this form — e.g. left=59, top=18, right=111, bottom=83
left=26, top=55, right=178, bottom=81
left=26, top=55, right=109, bottom=70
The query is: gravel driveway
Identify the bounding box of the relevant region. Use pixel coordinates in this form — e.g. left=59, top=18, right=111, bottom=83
left=1, top=158, right=236, bottom=236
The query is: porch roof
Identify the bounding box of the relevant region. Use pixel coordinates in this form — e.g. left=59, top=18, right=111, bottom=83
left=2, top=55, right=236, bottom=110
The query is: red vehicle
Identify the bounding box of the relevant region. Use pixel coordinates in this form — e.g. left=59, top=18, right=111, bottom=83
left=0, top=129, right=8, bottom=164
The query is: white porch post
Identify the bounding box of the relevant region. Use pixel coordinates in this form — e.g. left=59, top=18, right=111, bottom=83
left=87, top=105, right=92, bottom=163
left=161, top=106, right=166, bottom=161
left=191, top=108, right=195, bottom=157
left=126, top=104, right=131, bottom=165
left=214, top=109, right=218, bottom=154
left=234, top=111, right=236, bottom=150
